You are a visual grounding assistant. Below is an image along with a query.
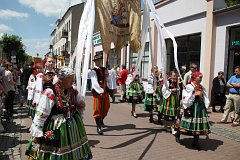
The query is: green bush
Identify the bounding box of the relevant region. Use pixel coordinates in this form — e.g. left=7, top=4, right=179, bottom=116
left=224, top=0, right=240, bottom=7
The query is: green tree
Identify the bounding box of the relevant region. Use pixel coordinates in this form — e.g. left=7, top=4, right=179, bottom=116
left=224, top=0, right=240, bottom=7
left=0, top=33, right=31, bottom=67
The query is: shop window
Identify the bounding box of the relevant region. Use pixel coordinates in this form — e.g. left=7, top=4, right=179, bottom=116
left=166, top=34, right=201, bottom=72
left=109, top=49, right=121, bottom=69
left=227, top=26, right=240, bottom=79
left=129, top=42, right=149, bottom=79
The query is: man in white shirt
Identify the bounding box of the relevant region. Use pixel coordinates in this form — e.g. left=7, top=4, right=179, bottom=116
left=107, top=67, right=117, bottom=102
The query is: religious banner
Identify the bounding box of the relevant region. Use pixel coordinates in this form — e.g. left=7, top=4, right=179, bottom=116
left=96, top=0, right=141, bottom=54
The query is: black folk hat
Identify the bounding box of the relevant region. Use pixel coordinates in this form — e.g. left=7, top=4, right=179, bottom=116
left=93, top=53, right=103, bottom=61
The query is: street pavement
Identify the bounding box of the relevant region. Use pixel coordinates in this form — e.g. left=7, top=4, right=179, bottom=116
left=0, top=93, right=239, bottom=160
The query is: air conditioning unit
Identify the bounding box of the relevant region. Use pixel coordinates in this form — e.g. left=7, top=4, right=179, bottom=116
left=62, top=30, right=68, bottom=38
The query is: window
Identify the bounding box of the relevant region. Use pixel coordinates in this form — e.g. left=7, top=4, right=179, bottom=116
left=166, top=34, right=201, bottom=72
left=109, top=49, right=121, bottom=69
left=129, top=42, right=149, bottom=79
left=227, top=26, right=240, bottom=79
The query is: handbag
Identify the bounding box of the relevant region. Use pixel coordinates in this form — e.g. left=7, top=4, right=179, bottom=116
left=184, top=106, right=193, bottom=117
left=39, top=129, right=61, bottom=147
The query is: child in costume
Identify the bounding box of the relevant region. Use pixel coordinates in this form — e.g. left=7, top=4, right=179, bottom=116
left=159, top=71, right=180, bottom=134
left=126, top=74, right=144, bottom=118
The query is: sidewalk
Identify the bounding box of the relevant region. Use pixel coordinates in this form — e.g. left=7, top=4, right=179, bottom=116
left=0, top=92, right=239, bottom=160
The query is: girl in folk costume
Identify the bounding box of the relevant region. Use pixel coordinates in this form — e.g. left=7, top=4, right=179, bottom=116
left=126, top=74, right=144, bottom=118
left=155, top=71, right=164, bottom=124
left=175, top=72, right=210, bottom=149
left=27, top=63, right=43, bottom=119
left=144, top=66, right=161, bottom=123
left=159, top=71, right=180, bottom=134
left=27, top=67, right=92, bottom=160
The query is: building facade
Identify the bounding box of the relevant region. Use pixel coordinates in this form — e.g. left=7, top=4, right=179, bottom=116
left=50, top=3, right=84, bottom=68
left=91, top=0, right=240, bottom=94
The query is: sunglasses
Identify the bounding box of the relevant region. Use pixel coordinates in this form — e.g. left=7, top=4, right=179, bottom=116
left=191, top=67, right=197, bottom=69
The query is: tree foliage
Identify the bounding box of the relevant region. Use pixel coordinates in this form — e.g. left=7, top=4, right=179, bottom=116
left=0, top=33, right=31, bottom=67
left=224, top=0, right=240, bottom=6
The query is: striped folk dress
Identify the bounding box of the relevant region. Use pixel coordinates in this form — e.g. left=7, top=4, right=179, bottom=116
left=159, top=80, right=179, bottom=121
left=179, top=83, right=211, bottom=135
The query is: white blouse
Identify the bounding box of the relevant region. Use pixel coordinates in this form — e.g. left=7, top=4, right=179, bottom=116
left=182, top=83, right=210, bottom=109
left=30, top=88, right=55, bottom=137
left=26, top=74, right=36, bottom=101
left=89, top=67, right=104, bottom=94
left=33, top=73, right=43, bottom=105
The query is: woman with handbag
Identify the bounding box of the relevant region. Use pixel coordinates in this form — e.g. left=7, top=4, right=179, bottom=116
left=175, top=72, right=211, bottom=149
left=26, top=67, right=92, bottom=160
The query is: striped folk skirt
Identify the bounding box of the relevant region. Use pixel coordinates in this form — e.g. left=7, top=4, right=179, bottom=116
left=27, top=100, right=36, bottom=119
left=37, top=112, right=92, bottom=160
left=144, top=93, right=156, bottom=112
left=159, top=94, right=179, bottom=121
left=179, top=99, right=211, bottom=135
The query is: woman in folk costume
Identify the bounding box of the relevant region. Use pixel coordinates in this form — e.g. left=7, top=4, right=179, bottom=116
left=175, top=72, right=210, bottom=149
left=126, top=74, right=144, bottom=118
left=89, top=53, right=110, bottom=135
left=144, top=66, right=161, bottom=123
left=27, top=63, right=43, bottom=119
left=155, top=71, right=164, bottom=124
left=159, top=71, right=180, bottom=134
left=27, top=67, right=92, bottom=160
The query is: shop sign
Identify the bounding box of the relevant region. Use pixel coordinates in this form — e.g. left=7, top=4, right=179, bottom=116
left=92, top=33, right=102, bottom=45
left=232, top=40, right=240, bottom=46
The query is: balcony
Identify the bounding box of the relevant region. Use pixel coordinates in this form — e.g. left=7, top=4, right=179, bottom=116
left=62, top=30, right=68, bottom=38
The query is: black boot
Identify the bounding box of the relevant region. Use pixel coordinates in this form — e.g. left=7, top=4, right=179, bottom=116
left=192, top=135, right=201, bottom=149
left=149, top=114, right=154, bottom=123
left=157, top=114, right=163, bottom=125
left=220, top=106, right=224, bottom=113
left=95, top=117, right=103, bottom=135
left=212, top=106, right=216, bottom=112
left=100, top=117, right=105, bottom=128
left=175, top=131, right=180, bottom=143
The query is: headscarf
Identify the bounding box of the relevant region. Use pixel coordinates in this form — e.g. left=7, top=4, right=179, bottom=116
left=189, top=71, right=202, bottom=84
left=53, top=67, right=74, bottom=85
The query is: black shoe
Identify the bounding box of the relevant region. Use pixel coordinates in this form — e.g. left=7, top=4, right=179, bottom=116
left=112, top=97, right=115, bottom=103
left=175, top=132, right=180, bottom=143
left=119, top=99, right=126, bottom=102
left=149, top=117, right=154, bottom=123
left=212, top=108, right=217, bottom=112
left=97, top=126, right=103, bottom=135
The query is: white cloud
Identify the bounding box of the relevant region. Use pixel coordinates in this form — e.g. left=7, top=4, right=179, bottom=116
left=0, top=9, right=29, bottom=19
left=49, top=23, right=54, bottom=27
left=18, top=0, right=83, bottom=17
left=0, top=24, right=13, bottom=32
left=22, top=38, right=51, bottom=58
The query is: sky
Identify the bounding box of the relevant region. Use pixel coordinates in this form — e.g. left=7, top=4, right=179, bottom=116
left=0, top=0, right=83, bottom=58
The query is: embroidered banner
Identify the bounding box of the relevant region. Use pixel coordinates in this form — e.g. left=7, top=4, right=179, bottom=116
left=96, top=0, right=141, bottom=54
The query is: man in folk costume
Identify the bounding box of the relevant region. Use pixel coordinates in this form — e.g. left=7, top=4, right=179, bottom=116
left=89, top=53, right=110, bottom=135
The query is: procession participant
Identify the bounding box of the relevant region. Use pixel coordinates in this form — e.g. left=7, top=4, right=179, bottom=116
left=176, top=72, right=210, bottom=149
left=27, top=67, right=92, bottom=159
left=159, top=71, right=180, bottom=134
left=156, top=71, right=164, bottom=124
left=27, top=63, right=43, bottom=119
left=126, top=74, right=144, bottom=118
left=107, top=66, right=117, bottom=103
left=144, top=66, right=159, bottom=123
left=89, top=53, right=110, bottom=135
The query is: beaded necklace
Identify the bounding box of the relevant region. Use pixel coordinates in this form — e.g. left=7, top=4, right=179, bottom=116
left=55, top=83, right=76, bottom=114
